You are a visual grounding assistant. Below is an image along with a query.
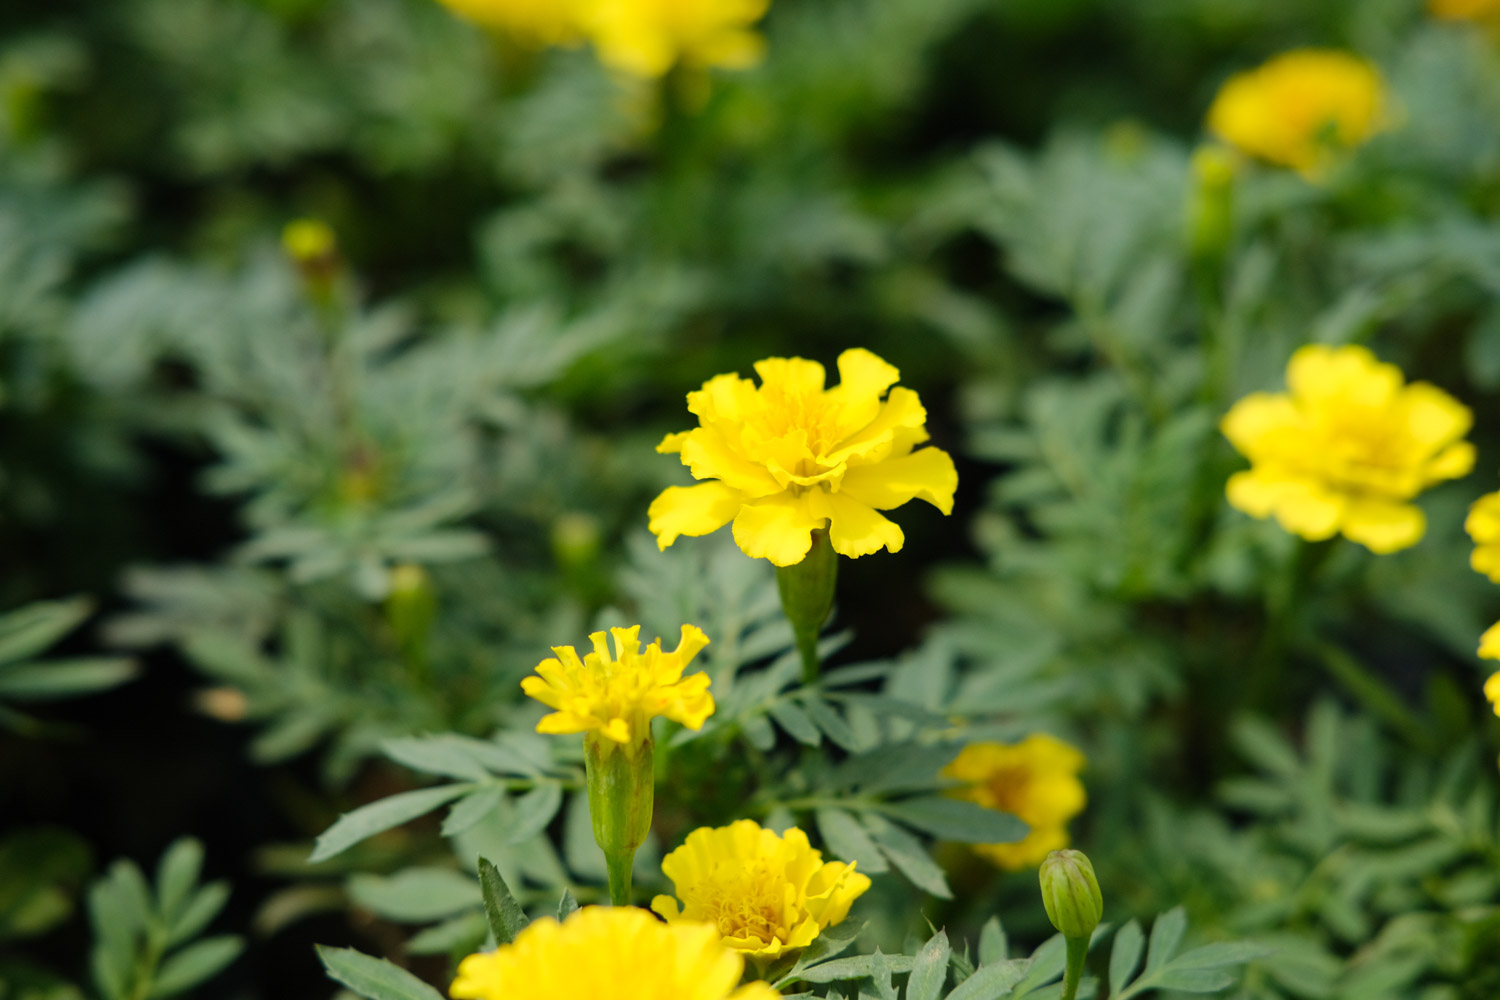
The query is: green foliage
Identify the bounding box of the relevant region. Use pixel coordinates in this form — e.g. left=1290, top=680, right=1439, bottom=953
left=0, top=599, right=135, bottom=734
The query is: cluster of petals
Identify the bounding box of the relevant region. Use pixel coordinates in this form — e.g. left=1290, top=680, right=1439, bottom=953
left=1430, top=0, right=1500, bottom=21
left=1221, top=344, right=1474, bottom=554
left=521, top=624, right=713, bottom=752
left=449, top=905, right=779, bottom=1000
left=649, top=349, right=958, bottom=567
left=651, top=819, right=871, bottom=958
left=433, top=0, right=769, bottom=78
left=1207, top=49, right=1386, bottom=175
left=943, top=734, right=1087, bottom=871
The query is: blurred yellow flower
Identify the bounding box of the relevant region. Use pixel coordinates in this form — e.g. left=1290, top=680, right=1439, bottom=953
left=1221, top=344, right=1474, bottom=554
left=433, top=0, right=581, bottom=45
left=450, top=905, right=780, bottom=1000
left=651, top=819, right=870, bottom=958
left=580, top=0, right=769, bottom=78
left=1467, top=492, right=1500, bottom=581
left=1486, top=670, right=1500, bottom=707
left=281, top=219, right=336, bottom=264
left=1481, top=623, right=1500, bottom=661
left=649, top=349, right=958, bottom=567
left=944, top=735, right=1086, bottom=871
left=521, top=624, right=713, bottom=753
left=1431, top=0, right=1500, bottom=21
left=1207, top=49, right=1386, bottom=174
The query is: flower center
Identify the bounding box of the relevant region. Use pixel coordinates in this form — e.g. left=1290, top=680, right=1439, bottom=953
left=698, top=863, right=788, bottom=945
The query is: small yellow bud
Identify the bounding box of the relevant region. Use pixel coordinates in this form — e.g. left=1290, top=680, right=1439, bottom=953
left=1039, top=849, right=1103, bottom=941
left=281, top=219, right=337, bottom=265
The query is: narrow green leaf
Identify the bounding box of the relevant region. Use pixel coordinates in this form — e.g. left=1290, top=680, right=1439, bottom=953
left=946, top=959, right=1029, bottom=1000
left=1108, top=920, right=1144, bottom=996
left=875, top=797, right=1028, bottom=844
left=557, top=888, right=579, bottom=921
left=867, top=949, right=898, bottom=1000
left=1144, top=906, right=1186, bottom=974
left=310, top=785, right=472, bottom=863
left=147, top=935, right=242, bottom=998
left=155, top=839, right=204, bottom=926
left=168, top=882, right=230, bottom=946
left=803, top=697, right=859, bottom=751
left=507, top=784, right=563, bottom=845
left=347, top=869, right=481, bottom=923
left=0, top=658, right=137, bottom=700
left=906, top=930, right=950, bottom=1000
left=768, top=700, right=822, bottom=746
left=815, top=808, right=888, bottom=873
left=979, top=917, right=1008, bottom=966
left=1163, top=941, right=1273, bottom=970
left=795, top=955, right=915, bottom=983
left=0, top=598, right=91, bottom=666
left=476, top=857, right=529, bottom=945
left=441, top=787, right=505, bottom=838
left=861, top=813, right=951, bottom=899
left=383, top=737, right=493, bottom=782
left=1142, top=968, right=1236, bottom=992
left=316, top=945, right=445, bottom=1000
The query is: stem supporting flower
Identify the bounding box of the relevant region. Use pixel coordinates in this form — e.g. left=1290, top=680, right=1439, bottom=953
left=585, top=734, right=655, bottom=906
left=776, top=528, right=837, bottom=685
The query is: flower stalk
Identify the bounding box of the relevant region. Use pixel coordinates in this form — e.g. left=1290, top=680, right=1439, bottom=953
left=585, top=734, right=656, bottom=905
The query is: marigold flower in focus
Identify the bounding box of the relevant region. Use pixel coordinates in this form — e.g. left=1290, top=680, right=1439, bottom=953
left=450, top=905, right=780, bottom=1000
left=1431, top=0, right=1500, bottom=22
left=1221, top=344, right=1474, bottom=554
left=580, top=0, right=769, bottom=79
left=433, top=0, right=581, bottom=45
left=521, top=624, right=713, bottom=754
left=1207, top=49, right=1386, bottom=175
left=649, top=349, right=958, bottom=568
left=943, top=735, right=1087, bottom=871
left=651, top=819, right=870, bottom=958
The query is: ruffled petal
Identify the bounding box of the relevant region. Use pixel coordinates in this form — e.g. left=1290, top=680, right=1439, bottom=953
left=1425, top=441, right=1476, bottom=483
left=1220, top=392, right=1302, bottom=457
left=649, top=482, right=746, bottom=549
left=1287, top=343, right=1400, bottom=410
left=839, top=446, right=957, bottom=514
left=1341, top=499, right=1425, bottom=554
left=732, top=493, right=825, bottom=567
left=827, top=387, right=927, bottom=463
left=753, top=357, right=826, bottom=396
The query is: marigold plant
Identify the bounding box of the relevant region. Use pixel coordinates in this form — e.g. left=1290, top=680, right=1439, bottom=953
left=1207, top=49, right=1386, bottom=174
left=433, top=0, right=581, bottom=45
left=649, top=349, right=957, bottom=567
left=580, top=0, right=770, bottom=78
left=1221, top=344, right=1474, bottom=554
left=521, top=624, right=713, bottom=752
left=650, top=819, right=870, bottom=958
left=943, top=734, right=1087, bottom=871
left=449, top=905, right=780, bottom=1000
left=1431, top=0, right=1500, bottom=21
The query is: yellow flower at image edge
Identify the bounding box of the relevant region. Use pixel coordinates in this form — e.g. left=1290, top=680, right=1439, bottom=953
left=450, top=906, right=779, bottom=1000
left=1207, top=49, right=1386, bottom=174
left=652, top=819, right=870, bottom=958
left=1466, top=491, right=1500, bottom=581
left=650, top=349, right=958, bottom=568
left=1222, top=344, right=1474, bottom=554
left=581, top=0, right=769, bottom=78
left=521, top=625, right=713, bottom=750
left=1431, top=0, right=1500, bottom=21
left=944, top=735, right=1087, bottom=871
left=433, top=0, right=580, bottom=45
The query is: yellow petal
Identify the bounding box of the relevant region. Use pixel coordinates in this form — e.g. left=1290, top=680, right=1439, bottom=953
left=1485, top=670, right=1500, bottom=709
left=1466, top=492, right=1500, bottom=543
left=839, top=447, right=957, bottom=514
left=813, top=491, right=905, bottom=558
left=650, top=895, right=682, bottom=922
left=1481, top=624, right=1500, bottom=662
left=1341, top=500, right=1425, bottom=554
left=1425, top=441, right=1476, bottom=483
left=828, top=387, right=928, bottom=463
left=753, top=357, right=826, bottom=395
left=731, top=493, right=825, bottom=566
left=1220, top=392, right=1301, bottom=456
left=1471, top=544, right=1500, bottom=583
left=649, top=482, right=746, bottom=549
left=1287, top=344, right=1400, bottom=410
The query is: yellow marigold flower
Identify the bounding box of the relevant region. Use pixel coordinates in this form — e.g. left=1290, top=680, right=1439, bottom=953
left=1221, top=344, right=1474, bottom=554
left=649, top=349, right=958, bottom=568
left=1207, top=49, right=1386, bottom=175
left=1481, top=624, right=1500, bottom=662
left=434, top=0, right=581, bottom=45
left=521, top=625, right=713, bottom=753
left=943, top=735, right=1087, bottom=871
left=1432, top=0, right=1500, bottom=21
left=450, top=905, right=780, bottom=1000
left=1467, top=491, right=1500, bottom=581
left=650, top=819, right=871, bottom=958
left=579, top=0, right=769, bottom=78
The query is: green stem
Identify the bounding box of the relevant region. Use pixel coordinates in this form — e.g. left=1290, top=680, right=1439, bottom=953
left=605, top=852, right=632, bottom=907
left=1061, top=935, right=1087, bottom=1000
left=776, top=528, right=838, bottom=685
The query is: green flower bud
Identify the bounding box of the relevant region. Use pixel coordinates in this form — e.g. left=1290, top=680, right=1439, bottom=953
left=1040, top=849, right=1103, bottom=941
left=1188, top=145, right=1238, bottom=264
left=584, top=732, right=655, bottom=905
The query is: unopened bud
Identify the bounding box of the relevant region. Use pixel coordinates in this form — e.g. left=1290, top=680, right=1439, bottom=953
left=1188, top=145, right=1238, bottom=262
left=1040, top=849, right=1103, bottom=940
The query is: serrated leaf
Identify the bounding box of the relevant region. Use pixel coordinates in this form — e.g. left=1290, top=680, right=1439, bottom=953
left=147, top=935, right=242, bottom=998
left=907, top=930, right=950, bottom=1000
left=507, top=784, right=563, bottom=845
left=815, top=808, right=888, bottom=874
left=1144, top=906, right=1185, bottom=974
left=1109, top=920, right=1144, bottom=996
left=316, top=946, right=444, bottom=1000
left=795, top=954, right=915, bottom=983
left=876, top=797, right=1027, bottom=844
left=947, top=959, right=1029, bottom=1000
left=477, top=857, right=528, bottom=945
left=310, top=785, right=472, bottom=863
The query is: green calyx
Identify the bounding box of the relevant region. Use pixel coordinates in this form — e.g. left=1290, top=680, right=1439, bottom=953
left=777, top=527, right=838, bottom=685
left=584, top=733, right=655, bottom=905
